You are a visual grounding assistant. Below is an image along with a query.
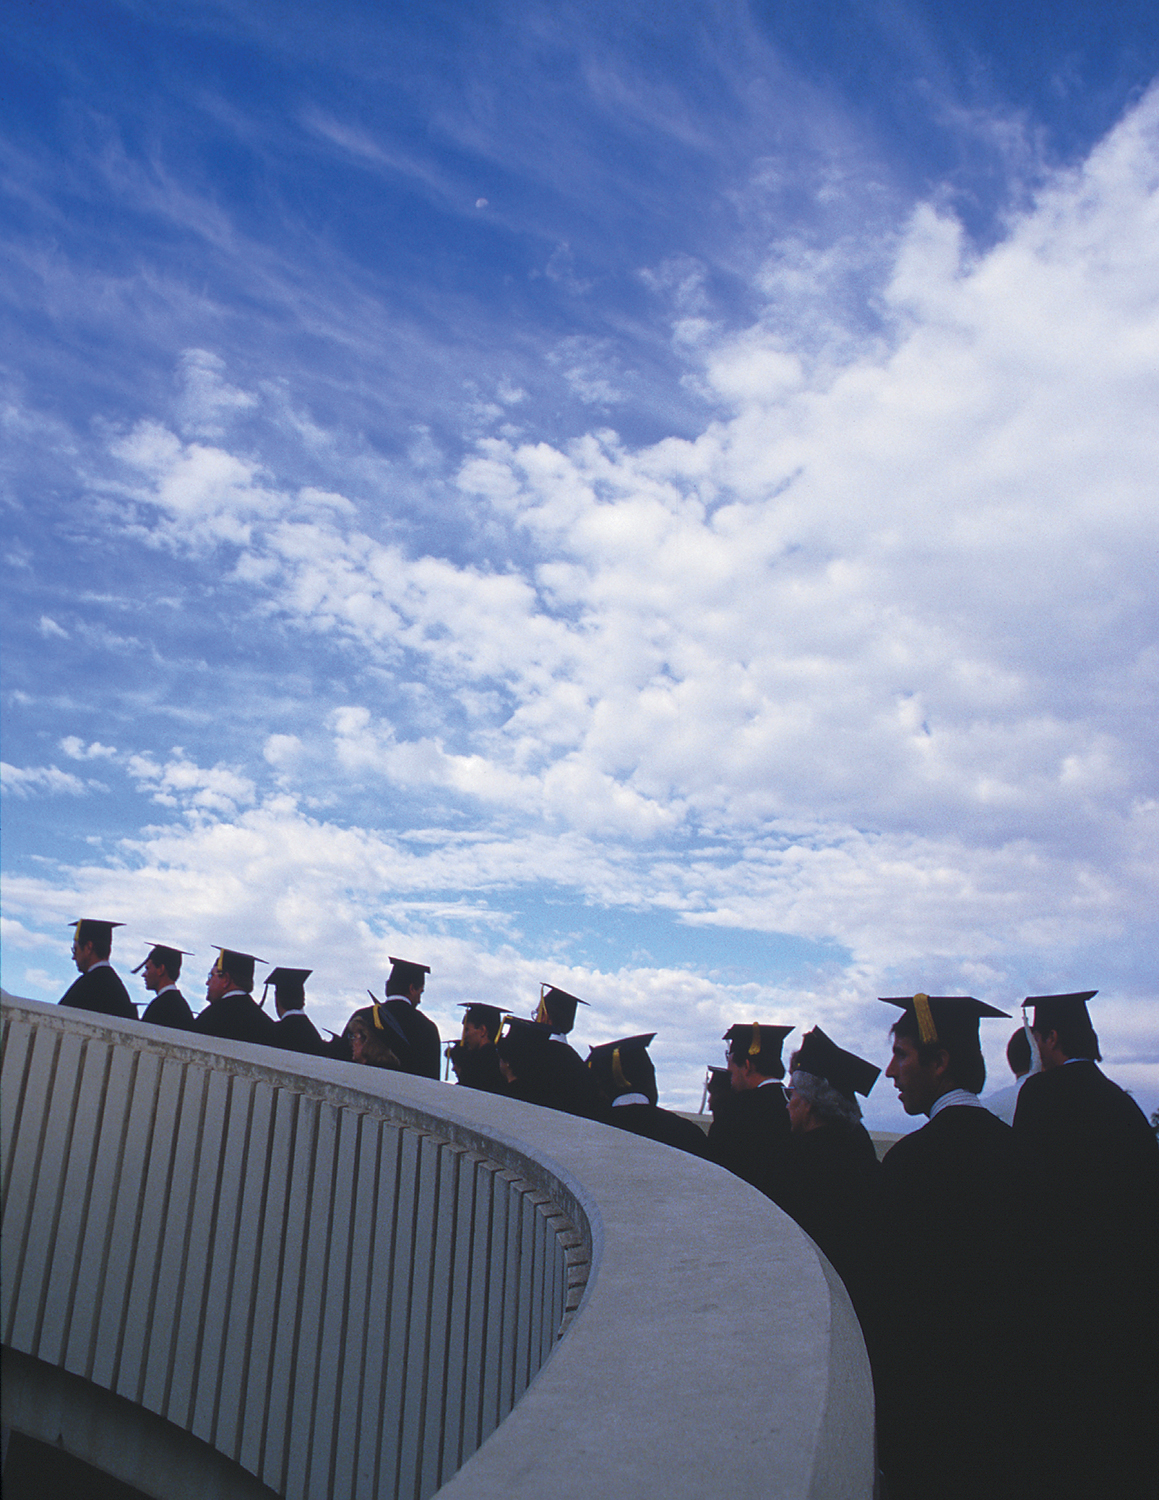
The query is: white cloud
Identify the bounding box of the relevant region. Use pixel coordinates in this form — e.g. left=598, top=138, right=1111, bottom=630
left=1, top=763, right=89, bottom=797
left=177, top=348, right=257, bottom=437
left=94, top=90, right=1158, bottom=972
left=109, top=421, right=287, bottom=552
left=60, top=737, right=119, bottom=761
left=127, top=750, right=257, bottom=814
left=263, top=734, right=304, bottom=772
left=38, top=616, right=69, bottom=640
left=546, top=335, right=625, bottom=403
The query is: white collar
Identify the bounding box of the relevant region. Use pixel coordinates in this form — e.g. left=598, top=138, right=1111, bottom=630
left=88, top=959, right=112, bottom=971
left=278, top=1007, right=306, bottom=1019
left=152, top=982, right=180, bottom=997
left=612, top=1092, right=650, bottom=1107
left=929, top=1088, right=985, bottom=1118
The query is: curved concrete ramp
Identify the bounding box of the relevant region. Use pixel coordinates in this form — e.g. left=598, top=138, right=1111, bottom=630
left=1, top=997, right=873, bottom=1498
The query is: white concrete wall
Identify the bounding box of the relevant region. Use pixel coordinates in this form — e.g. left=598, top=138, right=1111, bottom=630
left=1, top=997, right=875, bottom=1499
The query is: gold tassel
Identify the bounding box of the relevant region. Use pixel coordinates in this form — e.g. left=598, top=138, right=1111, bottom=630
left=913, top=993, right=938, bottom=1045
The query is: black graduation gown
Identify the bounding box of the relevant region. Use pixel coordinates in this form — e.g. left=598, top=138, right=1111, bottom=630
left=192, top=991, right=280, bottom=1047
left=707, top=1082, right=790, bottom=1191
left=140, top=987, right=196, bottom=1030
left=873, top=1105, right=1029, bottom=1500
left=453, top=1043, right=506, bottom=1094
left=765, top=1122, right=879, bottom=1319
left=1014, top=1064, right=1159, bottom=1498
left=58, top=965, right=137, bottom=1020
left=501, top=1041, right=611, bottom=1123
left=608, top=1102, right=709, bottom=1158
left=270, top=1012, right=328, bottom=1057
left=547, top=1040, right=612, bottom=1123
left=383, top=998, right=442, bottom=1079
left=1014, top=1061, right=1159, bottom=1231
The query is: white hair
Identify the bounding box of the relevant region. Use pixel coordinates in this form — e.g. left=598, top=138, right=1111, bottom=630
left=790, top=1069, right=862, bottom=1126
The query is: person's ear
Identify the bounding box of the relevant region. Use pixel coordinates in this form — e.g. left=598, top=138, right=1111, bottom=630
left=931, top=1047, right=952, bottom=1080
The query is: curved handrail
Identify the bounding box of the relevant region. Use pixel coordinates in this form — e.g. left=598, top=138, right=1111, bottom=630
left=1, top=996, right=874, bottom=1498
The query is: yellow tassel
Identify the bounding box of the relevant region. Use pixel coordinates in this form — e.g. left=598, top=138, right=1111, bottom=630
left=913, top=993, right=938, bottom=1046
left=749, top=1022, right=761, bottom=1057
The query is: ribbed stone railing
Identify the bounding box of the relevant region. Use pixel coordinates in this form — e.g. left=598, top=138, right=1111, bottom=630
left=1, top=994, right=874, bottom=1499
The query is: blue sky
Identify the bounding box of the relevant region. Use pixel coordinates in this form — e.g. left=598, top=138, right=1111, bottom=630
left=3, top=0, right=1157, bottom=1126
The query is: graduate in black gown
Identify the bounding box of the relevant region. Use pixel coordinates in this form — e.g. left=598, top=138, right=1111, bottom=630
left=59, top=919, right=136, bottom=1020
left=496, top=1016, right=559, bottom=1109
left=1015, top=991, right=1159, bottom=1499
left=767, top=1027, right=880, bottom=1317
left=707, top=1022, right=793, bottom=1193
left=265, top=967, right=328, bottom=1056
left=380, top=956, right=442, bottom=1079
left=134, top=942, right=196, bottom=1029
left=587, top=1033, right=708, bottom=1157
left=533, top=984, right=610, bottom=1123
left=192, top=948, right=280, bottom=1046
left=448, top=1003, right=505, bottom=1093
left=874, top=993, right=1028, bottom=1500
left=492, top=1015, right=605, bottom=1121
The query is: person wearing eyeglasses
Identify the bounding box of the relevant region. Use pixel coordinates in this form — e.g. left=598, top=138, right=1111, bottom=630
left=59, top=919, right=136, bottom=1019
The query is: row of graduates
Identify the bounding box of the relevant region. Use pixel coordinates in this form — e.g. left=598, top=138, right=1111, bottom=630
left=344, top=969, right=1159, bottom=1500
left=57, top=922, right=444, bottom=1076
left=694, top=992, right=1158, bottom=1500
left=59, top=924, right=1158, bottom=1497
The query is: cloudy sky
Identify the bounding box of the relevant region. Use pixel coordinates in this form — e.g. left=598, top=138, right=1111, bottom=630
left=3, top=0, right=1157, bottom=1126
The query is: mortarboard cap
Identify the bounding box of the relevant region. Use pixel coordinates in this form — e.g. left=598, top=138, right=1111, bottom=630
left=536, top=984, right=589, bottom=1034
left=263, top=967, right=312, bottom=1004
left=1022, top=991, right=1098, bottom=1028
left=724, top=1022, right=793, bottom=1073
left=792, top=1026, right=880, bottom=1100
left=212, top=947, right=266, bottom=991
left=264, top=967, right=312, bottom=989
left=132, top=942, right=192, bottom=975
left=879, top=994, right=1008, bottom=1047
left=705, top=1064, right=732, bottom=1106
left=387, top=956, right=431, bottom=993
left=496, top=1015, right=553, bottom=1073
left=587, top=1033, right=657, bottom=1100
left=459, top=1002, right=503, bottom=1042
left=356, top=993, right=411, bottom=1049
left=71, top=920, right=124, bottom=947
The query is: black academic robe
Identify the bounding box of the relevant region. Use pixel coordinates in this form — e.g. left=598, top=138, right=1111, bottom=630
left=707, top=1082, right=790, bottom=1192
left=1014, top=1060, right=1159, bottom=1232
left=192, top=991, right=280, bottom=1047
left=58, top=964, right=136, bottom=1020
left=547, top=1040, right=612, bottom=1123
left=765, top=1122, right=879, bottom=1319
left=383, top=998, right=442, bottom=1080
left=608, top=1102, right=709, bottom=1158
left=873, top=1105, right=1029, bottom=1500
left=1014, top=1064, right=1159, bottom=1499
left=270, top=1012, right=328, bottom=1057
left=140, top=987, right=196, bottom=1030
left=501, top=1041, right=611, bottom=1123
left=453, top=1043, right=505, bottom=1094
